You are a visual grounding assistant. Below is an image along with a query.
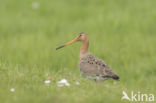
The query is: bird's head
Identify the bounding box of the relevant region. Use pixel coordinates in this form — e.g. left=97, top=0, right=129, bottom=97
left=76, top=32, right=88, bottom=41
left=56, top=32, right=88, bottom=50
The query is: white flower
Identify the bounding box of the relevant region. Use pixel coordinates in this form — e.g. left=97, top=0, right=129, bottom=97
left=44, top=80, right=51, bottom=84
left=32, top=2, right=39, bottom=9
left=10, top=88, right=15, bottom=92
left=57, top=79, right=70, bottom=87
left=76, top=81, right=80, bottom=85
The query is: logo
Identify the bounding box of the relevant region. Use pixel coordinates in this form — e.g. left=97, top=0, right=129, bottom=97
left=121, top=91, right=154, bottom=102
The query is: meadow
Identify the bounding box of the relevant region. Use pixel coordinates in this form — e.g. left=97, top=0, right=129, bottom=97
left=0, top=0, right=156, bottom=103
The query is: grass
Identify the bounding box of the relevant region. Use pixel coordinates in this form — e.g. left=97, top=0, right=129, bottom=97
left=0, top=0, right=156, bottom=102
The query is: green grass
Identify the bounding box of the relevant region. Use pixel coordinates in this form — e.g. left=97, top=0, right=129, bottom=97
left=0, top=0, right=156, bottom=102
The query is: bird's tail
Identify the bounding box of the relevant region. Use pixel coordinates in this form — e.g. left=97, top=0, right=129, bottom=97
left=112, top=75, right=119, bottom=80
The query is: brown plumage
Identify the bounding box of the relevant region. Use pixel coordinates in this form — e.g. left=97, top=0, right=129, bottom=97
left=56, top=32, right=119, bottom=81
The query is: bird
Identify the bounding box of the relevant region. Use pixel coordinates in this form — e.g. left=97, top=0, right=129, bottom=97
left=56, top=32, right=119, bottom=81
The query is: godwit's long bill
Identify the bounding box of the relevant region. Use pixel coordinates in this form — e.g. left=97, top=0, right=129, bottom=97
left=56, top=37, right=79, bottom=50
left=56, top=32, right=119, bottom=81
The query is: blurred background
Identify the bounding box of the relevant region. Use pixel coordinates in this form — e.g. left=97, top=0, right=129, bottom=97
left=0, top=0, right=156, bottom=103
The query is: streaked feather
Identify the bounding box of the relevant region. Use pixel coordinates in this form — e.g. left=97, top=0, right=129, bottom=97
left=79, top=53, right=119, bottom=81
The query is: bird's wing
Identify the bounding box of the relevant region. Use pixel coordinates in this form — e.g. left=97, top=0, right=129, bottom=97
left=79, top=53, right=118, bottom=79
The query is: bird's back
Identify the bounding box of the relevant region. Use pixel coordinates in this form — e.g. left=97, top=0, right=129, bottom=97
left=79, top=53, right=119, bottom=81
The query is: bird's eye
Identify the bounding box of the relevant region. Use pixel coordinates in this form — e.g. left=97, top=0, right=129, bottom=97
left=79, top=34, right=82, bottom=37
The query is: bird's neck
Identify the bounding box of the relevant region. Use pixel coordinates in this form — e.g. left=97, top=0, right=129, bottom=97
left=80, top=39, right=89, bottom=58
